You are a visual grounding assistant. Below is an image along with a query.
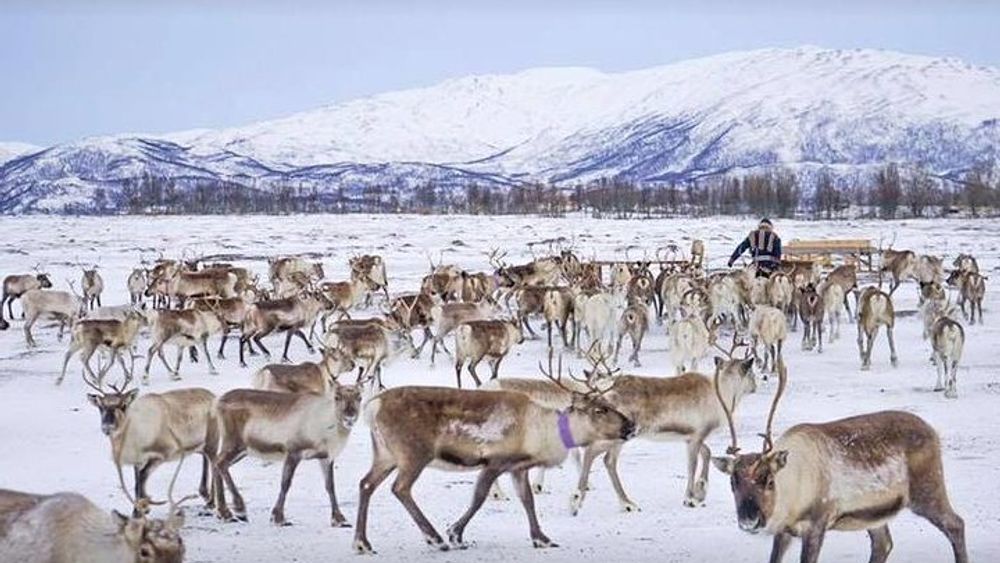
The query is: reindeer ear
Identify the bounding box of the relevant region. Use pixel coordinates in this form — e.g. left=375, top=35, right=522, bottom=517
left=711, top=456, right=736, bottom=475
left=714, top=356, right=724, bottom=369
left=113, top=510, right=145, bottom=546
left=166, top=509, right=185, bottom=531
left=769, top=450, right=789, bottom=472
left=87, top=393, right=102, bottom=407
left=124, top=389, right=139, bottom=406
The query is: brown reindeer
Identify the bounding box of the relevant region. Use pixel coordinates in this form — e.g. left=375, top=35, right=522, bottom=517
left=880, top=249, right=916, bottom=295
left=252, top=348, right=356, bottom=394
left=614, top=300, right=649, bottom=366
left=81, top=267, right=105, bottom=310
left=712, top=362, right=967, bottom=563
left=2, top=269, right=53, bottom=318
left=796, top=283, right=825, bottom=353
left=238, top=292, right=329, bottom=367
left=453, top=319, right=524, bottom=388
left=352, top=378, right=636, bottom=552
left=58, top=310, right=146, bottom=385
left=947, top=270, right=986, bottom=325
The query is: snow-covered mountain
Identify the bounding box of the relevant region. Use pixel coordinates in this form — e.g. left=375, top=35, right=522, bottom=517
left=0, top=143, right=41, bottom=165
left=2, top=46, right=999, bottom=213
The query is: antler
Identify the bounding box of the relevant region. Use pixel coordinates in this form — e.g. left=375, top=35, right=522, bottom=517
left=486, top=248, right=508, bottom=270
left=712, top=330, right=746, bottom=360
left=713, top=358, right=739, bottom=456
left=761, top=358, right=788, bottom=453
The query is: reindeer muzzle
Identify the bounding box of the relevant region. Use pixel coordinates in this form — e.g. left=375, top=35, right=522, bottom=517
left=620, top=419, right=637, bottom=440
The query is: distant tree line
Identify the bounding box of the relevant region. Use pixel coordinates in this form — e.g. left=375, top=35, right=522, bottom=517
left=63, top=163, right=1000, bottom=219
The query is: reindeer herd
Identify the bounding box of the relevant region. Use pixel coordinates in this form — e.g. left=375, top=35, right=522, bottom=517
left=0, top=239, right=988, bottom=562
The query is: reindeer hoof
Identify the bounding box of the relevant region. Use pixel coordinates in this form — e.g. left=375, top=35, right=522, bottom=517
left=531, top=483, right=546, bottom=495
left=944, top=389, right=958, bottom=399
left=235, top=513, right=248, bottom=523
left=532, top=536, right=558, bottom=549
left=934, top=385, right=945, bottom=392
left=490, top=489, right=509, bottom=501
left=890, top=358, right=899, bottom=368
left=353, top=539, right=376, bottom=555
left=620, top=501, right=641, bottom=513
left=569, top=492, right=583, bottom=516
left=425, top=535, right=449, bottom=551
left=446, top=527, right=469, bottom=549
left=331, top=514, right=351, bottom=528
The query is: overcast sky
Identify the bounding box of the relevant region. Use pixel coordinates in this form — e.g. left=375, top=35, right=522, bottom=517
left=3, top=1, right=998, bottom=146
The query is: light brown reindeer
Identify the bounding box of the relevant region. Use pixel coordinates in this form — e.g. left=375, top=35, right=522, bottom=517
left=84, top=372, right=216, bottom=516
left=0, top=487, right=186, bottom=563
left=543, top=286, right=575, bottom=349
left=947, top=270, right=986, bottom=325
left=323, top=321, right=416, bottom=390
left=857, top=286, right=898, bottom=370
left=614, top=299, right=649, bottom=366
left=352, top=376, right=636, bottom=552
left=212, top=383, right=363, bottom=527
left=453, top=319, right=524, bottom=388
left=252, top=347, right=356, bottom=394
left=427, top=301, right=493, bottom=364
left=880, top=248, right=917, bottom=295
left=58, top=309, right=145, bottom=385
left=81, top=267, right=104, bottom=310
left=268, top=256, right=324, bottom=285
left=387, top=292, right=435, bottom=357
left=711, top=362, right=967, bottom=563
left=569, top=339, right=756, bottom=515
left=349, top=254, right=388, bottom=304
left=825, top=263, right=859, bottom=317
left=796, top=283, right=825, bottom=352
left=923, top=299, right=965, bottom=398
left=749, top=305, right=787, bottom=376
left=238, top=292, right=328, bottom=367
left=21, top=287, right=84, bottom=347
left=127, top=268, right=147, bottom=306
left=186, top=295, right=254, bottom=359
left=143, top=309, right=224, bottom=382
left=2, top=268, right=53, bottom=318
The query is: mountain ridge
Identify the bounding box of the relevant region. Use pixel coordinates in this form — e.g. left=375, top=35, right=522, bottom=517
left=2, top=46, right=998, bottom=213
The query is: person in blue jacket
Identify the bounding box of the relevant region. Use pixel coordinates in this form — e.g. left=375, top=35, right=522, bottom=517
left=728, top=218, right=782, bottom=278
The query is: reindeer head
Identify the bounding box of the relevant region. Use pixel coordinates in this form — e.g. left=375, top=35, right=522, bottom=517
left=505, top=318, right=525, bottom=345
left=87, top=387, right=139, bottom=436
left=35, top=272, right=53, bottom=288
left=538, top=352, right=634, bottom=444
left=333, top=383, right=363, bottom=429
left=319, top=347, right=356, bottom=381
left=711, top=359, right=788, bottom=534
left=113, top=509, right=185, bottom=563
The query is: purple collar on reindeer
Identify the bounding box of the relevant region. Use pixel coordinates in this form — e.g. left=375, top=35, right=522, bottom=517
left=557, top=411, right=577, bottom=449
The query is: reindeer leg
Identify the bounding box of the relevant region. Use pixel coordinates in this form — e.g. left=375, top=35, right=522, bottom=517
left=798, top=525, right=827, bottom=563
left=218, top=328, right=228, bottom=360
left=446, top=466, right=504, bottom=549
left=867, top=525, right=893, bottom=563
left=570, top=446, right=600, bottom=516
left=467, top=358, right=483, bottom=387
left=57, top=340, right=82, bottom=385
left=254, top=332, right=271, bottom=358
left=391, top=461, right=447, bottom=550
left=934, top=352, right=945, bottom=391
left=454, top=357, right=464, bottom=389
left=201, top=336, right=218, bottom=375
left=270, top=453, right=302, bottom=526
left=768, top=532, right=793, bottom=563
left=214, top=447, right=247, bottom=522
left=602, top=441, right=639, bottom=512
left=280, top=330, right=294, bottom=363
left=294, top=329, right=314, bottom=353
left=887, top=325, right=898, bottom=367
left=489, top=356, right=503, bottom=382
left=171, top=346, right=184, bottom=380
left=319, top=458, right=349, bottom=527
left=134, top=459, right=162, bottom=517
left=353, top=455, right=397, bottom=554
left=683, top=438, right=706, bottom=507
left=512, top=469, right=556, bottom=548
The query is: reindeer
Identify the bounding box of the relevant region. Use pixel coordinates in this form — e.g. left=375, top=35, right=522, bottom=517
left=186, top=296, right=253, bottom=359
left=825, top=264, right=859, bottom=317
left=352, top=376, right=635, bottom=552
left=916, top=254, right=945, bottom=284
left=711, top=362, right=967, bottom=563
left=569, top=347, right=757, bottom=515
left=923, top=300, right=965, bottom=398
left=387, top=292, right=434, bottom=357
left=80, top=267, right=104, bottom=310
left=127, top=268, right=148, bottom=306
left=767, top=272, right=794, bottom=319
left=349, top=254, right=388, bottom=304
left=252, top=348, right=356, bottom=394
left=268, top=256, right=324, bottom=285
left=797, top=283, right=825, bottom=352
left=819, top=280, right=845, bottom=343
left=212, top=383, right=363, bottom=527
left=492, top=250, right=562, bottom=289
left=919, top=280, right=947, bottom=308
left=709, top=270, right=750, bottom=331
left=690, top=239, right=706, bottom=273
left=143, top=309, right=224, bottom=382
left=0, top=487, right=186, bottom=563
left=147, top=268, right=238, bottom=308
left=614, top=299, right=648, bottom=366
left=572, top=290, right=620, bottom=358
left=749, top=305, right=787, bottom=376
left=319, top=277, right=371, bottom=321
left=542, top=286, right=575, bottom=349
left=453, top=319, right=524, bottom=388
left=857, top=286, right=898, bottom=370
left=460, top=271, right=498, bottom=304
left=58, top=310, right=146, bottom=385
left=609, top=262, right=632, bottom=291
left=21, top=288, right=84, bottom=347
left=422, top=256, right=464, bottom=302
left=427, top=301, right=493, bottom=364
left=668, top=312, right=713, bottom=375
left=238, top=292, right=328, bottom=367
left=2, top=269, right=53, bottom=318
left=625, top=264, right=655, bottom=306
left=953, top=253, right=979, bottom=276
left=84, top=373, right=216, bottom=515
left=324, top=322, right=416, bottom=390
left=880, top=248, right=917, bottom=295
left=947, top=270, right=986, bottom=325
left=511, top=285, right=549, bottom=339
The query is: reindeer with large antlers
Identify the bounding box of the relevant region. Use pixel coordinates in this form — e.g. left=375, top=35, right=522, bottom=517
left=352, top=357, right=635, bottom=553
left=712, top=361, right=968, bottom=563
left=569, top=335, right=757, bottom=515
left=84, top=368, right=217, bottom=517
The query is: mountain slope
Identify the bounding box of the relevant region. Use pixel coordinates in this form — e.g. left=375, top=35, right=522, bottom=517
left=2, top=46, right=999, bottom=213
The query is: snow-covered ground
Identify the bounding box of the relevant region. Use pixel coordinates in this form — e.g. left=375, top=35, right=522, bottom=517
left=0, top=214, right=997, bottom=563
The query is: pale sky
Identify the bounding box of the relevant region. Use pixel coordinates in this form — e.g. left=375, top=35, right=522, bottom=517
left=2, top=0, right=998, bottom=146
